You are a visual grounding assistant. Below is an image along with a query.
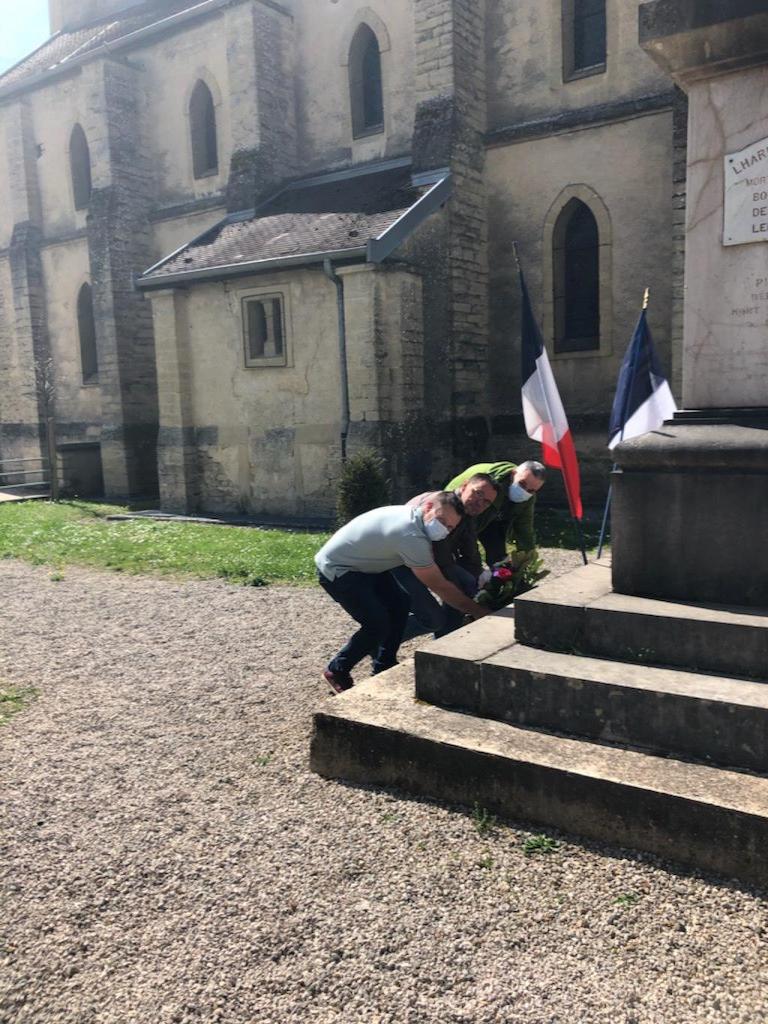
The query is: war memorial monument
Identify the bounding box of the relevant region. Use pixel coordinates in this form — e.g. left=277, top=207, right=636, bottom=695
left=311, top=0, right=768, bottom=887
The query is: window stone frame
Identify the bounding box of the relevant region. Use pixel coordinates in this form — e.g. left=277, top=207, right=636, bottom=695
left=240, top=288, right=291, bottom=369
left=542, top=184, right=613, bottom=361
left=561, top=0, right=607, bottom=83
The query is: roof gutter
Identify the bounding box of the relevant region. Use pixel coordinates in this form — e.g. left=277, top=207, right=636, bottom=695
left=366, top=173, right=452, bottom=263
left=0, top=0, right=290, bottom=103
left=136, top=245, right=368, bottom=291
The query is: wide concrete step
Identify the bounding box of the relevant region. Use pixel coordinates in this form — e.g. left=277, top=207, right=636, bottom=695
left=515, top=563, right=768, bottom=681
left=310, top=663, right=768, bottom=887
left=416, top=636, right=768, bottom=773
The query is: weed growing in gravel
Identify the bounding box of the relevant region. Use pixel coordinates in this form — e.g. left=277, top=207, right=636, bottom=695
left=49, top=571, right=64, bottom=582
left=0, top=685, right=37, bottom=726
left=381, top=811, right=402, bottom=824
left=477, top=853, right=494, bottom=870
left=472, top=803, right=497, bottom=837
left=614, top=892, right=641, bottom=908
left=522, top=834, right=560, bottom=856
left=254, top=754, right=273, bottom=767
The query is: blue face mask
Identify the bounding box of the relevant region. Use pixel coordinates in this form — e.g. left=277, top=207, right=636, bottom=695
left=425, top=516, right=450, bottom=541
left=508, top=482, right=533, bottom=503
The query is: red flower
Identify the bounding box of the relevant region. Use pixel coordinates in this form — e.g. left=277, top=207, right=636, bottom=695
left=493, top=567, right=513, bottom=581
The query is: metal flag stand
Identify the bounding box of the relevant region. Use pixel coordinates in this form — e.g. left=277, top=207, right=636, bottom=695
left=596, top=287, right=650, bottom=560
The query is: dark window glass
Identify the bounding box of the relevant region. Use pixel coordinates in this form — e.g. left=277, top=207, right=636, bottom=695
left=573, top=0, right=606, bottom=70
left=69, top=124, right=92, bottom=211
left=349, top=24, right=384, bottom=138
left=77, top=283, right=98, bottom=383
left=554, top=200, right=600, bottom=353
left=244, top=297, right=285, bottom=364
left=190, top=80, right=218, bottom=178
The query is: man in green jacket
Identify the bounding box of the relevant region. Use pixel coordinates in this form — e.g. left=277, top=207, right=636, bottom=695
left=445, top=460, right=546, bottom=568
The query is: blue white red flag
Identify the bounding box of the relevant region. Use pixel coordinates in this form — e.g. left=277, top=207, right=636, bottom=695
left=520, top=269, right=583, bottom=520
left=608, top=309, right=677, bottom=449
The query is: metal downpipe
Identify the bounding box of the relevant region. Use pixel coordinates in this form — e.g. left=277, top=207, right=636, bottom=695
left=323, top=258, right=350, bottom=463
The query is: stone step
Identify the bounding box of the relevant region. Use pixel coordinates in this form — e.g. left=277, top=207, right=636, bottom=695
left=310, top=664, right=768, bottom=887
left=515, top=563, right=768, bottom=681
left=416, top=634, right=768, bottom=773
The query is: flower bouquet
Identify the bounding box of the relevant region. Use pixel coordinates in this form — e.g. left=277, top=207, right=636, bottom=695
left=475, top=555, right=549, bottom=611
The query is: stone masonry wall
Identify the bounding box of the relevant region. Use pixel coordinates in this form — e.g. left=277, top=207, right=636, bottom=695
left=411, top=0, right=490, bottom=473
left=86, top=59, right=158, bottom=499
left=2, top=98, right=50, bottom=461
left=225, top=1, right=298, bottom=213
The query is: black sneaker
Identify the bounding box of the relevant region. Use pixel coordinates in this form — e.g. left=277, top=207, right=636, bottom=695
left=322, top=668, right=354, bottom=695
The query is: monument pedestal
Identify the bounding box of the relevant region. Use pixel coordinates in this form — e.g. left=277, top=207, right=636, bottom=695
left=612, top=412, right=768, bottom=606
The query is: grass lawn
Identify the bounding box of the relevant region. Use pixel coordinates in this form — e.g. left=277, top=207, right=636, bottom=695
left=0, top=500, right=602, bottom=587
left=0, top=501, right=329, bottom=585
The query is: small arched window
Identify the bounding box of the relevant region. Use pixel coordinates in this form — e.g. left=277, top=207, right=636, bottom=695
left=349, top=24, right=384, bottom=138
left=189, top=79, right=218, bottom=179
left=77, top=283, right=98, bottom=384
left=553, top=199, right=600, bottom=353
left=69, top=124, right=92, bottom=211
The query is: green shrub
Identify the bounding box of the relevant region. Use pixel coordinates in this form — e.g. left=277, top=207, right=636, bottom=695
left=336, top=449, right=390, bottom=525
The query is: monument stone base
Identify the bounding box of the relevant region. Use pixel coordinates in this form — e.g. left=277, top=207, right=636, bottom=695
left=311, top=564, right=768, bottom=887
left=612, top=411, right=768, bottom=607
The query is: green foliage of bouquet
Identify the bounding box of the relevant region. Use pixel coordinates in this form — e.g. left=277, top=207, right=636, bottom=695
left=475, top=554, right=550, bottom=610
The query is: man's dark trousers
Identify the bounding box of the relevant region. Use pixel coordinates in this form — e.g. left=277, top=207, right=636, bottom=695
left=318, top=569, right=411, bottom=675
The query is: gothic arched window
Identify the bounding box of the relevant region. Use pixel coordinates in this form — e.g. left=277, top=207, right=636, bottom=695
left=77, top=283, right=98, bottom=383
left=349, top=24, right=384, bottom=138
left=189, top=80, right=218, bottom=179
left=563, top=0, right=606, bottom=79
left=69, top=124, right=92, bottom=211
left=553, top=199, right=600, bottom=353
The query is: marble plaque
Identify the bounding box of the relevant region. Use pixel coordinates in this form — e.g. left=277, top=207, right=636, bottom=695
left=724, top=135, right=768, bottom=246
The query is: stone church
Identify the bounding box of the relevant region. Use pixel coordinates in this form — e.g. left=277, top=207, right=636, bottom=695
left=0, top=0, right=685, bottom=518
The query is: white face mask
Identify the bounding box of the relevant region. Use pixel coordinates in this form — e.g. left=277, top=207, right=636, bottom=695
left=508, top=482, right=533, bottom=503
left=425, top=516, right=450, bottom=541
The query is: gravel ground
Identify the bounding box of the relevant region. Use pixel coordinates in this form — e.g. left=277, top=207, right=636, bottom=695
left=1, top=551, right=767, bottom=1024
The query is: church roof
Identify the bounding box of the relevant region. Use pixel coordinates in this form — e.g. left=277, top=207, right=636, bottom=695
left=0, top=1, right=218, bottom=95
left=137, top=160, right=451, bottom=289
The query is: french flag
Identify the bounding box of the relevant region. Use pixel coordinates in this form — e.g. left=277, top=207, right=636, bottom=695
left=520, top=269, right=583, bottom=520
left=608, top=308, right=677, bottom=449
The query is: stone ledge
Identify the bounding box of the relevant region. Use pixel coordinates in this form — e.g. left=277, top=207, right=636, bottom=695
left=310, top=664, right=768, bottom=887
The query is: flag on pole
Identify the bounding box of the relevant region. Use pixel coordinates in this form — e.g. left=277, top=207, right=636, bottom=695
left=608, top=308, right=677, bottom=449
left=519, top=268, right=583, bottom=520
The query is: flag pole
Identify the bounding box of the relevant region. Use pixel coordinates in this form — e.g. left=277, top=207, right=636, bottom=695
left=514, top=241, right=586, bottom=564
left=596, top=287, right=650, bottom=559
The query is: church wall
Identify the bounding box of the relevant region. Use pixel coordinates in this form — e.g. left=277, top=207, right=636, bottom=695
left=486, top=0, right=671, bottom=130
left=151, top=262, right=425, bottom=516
left=150, top=208, right=227, bottom=266
left=26, top=76, right=96, bottom=240
left=40, top=240, right=102, bottom=442
left=135, top=17, right=232, bottom=208
left=0, top=111, right=13, bottom=250
left=294, top=0, right=416, bottom=172
left=485, top=109, right=674, bottom=504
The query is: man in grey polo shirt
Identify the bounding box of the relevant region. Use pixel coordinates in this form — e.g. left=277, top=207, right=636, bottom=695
left=315, top=491, right=489, bottom=693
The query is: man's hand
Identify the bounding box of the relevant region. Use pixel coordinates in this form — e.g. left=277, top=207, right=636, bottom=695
left=412, top=563, right=485, bottom=618
left=468, top=603, right=491, bottom=620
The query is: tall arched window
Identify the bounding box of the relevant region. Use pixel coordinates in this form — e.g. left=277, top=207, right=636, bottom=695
left=69, top=124, right=92, bottom=211
left=349, top=24, right=384, bottom=138
left=189, top=79, right=218, bottom=179
left=553, top=199, right=600, bottom=353
left=77, top=283, right=98, bottom=383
